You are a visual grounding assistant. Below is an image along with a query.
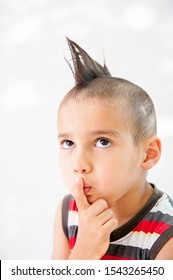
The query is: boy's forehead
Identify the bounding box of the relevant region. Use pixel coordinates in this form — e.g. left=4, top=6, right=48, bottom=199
left=59, top=95, right=120, bottom=113
left=58, top=98, right=127, bottom=134
left=58, top=98, right=116, bottom=120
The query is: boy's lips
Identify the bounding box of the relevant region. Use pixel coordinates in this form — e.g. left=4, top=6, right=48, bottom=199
left=83, top=182, right=92, bottom=194
left=83, top=186, right=92, bottom=194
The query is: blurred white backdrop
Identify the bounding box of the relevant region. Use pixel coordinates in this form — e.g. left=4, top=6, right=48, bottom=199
left=0, top=0, right=173, bottom=259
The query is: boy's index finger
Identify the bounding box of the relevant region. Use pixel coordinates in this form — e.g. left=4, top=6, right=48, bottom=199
left=72, top=177, right=90, bottom=211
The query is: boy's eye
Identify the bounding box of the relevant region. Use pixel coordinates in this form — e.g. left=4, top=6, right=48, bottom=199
left=95, top=138, right=111, bottom=148
left=61, top=140, right=74, bottom=149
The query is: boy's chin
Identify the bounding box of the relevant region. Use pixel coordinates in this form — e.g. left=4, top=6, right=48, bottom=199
left=85, top=194, right=106, bottom=205
left=86, top=194, right=116, bottom=207
left=85, top=194, right=96, bottom=205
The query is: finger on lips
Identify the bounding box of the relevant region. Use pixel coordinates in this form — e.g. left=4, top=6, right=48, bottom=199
left=72, top=176, right=89, bottom=210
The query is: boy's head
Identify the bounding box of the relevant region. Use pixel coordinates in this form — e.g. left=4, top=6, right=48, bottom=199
left=59, top=38, right=157, bottom=145
left=58, top=38, right=161, bottom=204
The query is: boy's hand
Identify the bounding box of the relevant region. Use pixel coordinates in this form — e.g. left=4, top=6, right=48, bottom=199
left=69, top=177, right=118, bottom=260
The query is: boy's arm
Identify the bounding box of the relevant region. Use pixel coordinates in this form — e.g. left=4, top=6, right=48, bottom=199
left=155, top=237, right=173, bottom=260
left=51, top=200, right=71, bottom=259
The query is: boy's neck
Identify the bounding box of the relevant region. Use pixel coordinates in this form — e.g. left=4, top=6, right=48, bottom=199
left=110, top=182, right=154, bottom=227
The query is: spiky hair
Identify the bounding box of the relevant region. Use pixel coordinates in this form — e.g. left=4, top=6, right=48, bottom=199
left=66, top=37, right=111, bottom=86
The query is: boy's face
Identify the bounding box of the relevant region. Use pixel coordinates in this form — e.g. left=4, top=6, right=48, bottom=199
left=58, top=97, right=146, bottom=205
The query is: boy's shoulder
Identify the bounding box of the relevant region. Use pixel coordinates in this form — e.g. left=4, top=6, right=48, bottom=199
left=151, top=188, right=173, bottom=216
left=152, top=189, right=173, bottom=259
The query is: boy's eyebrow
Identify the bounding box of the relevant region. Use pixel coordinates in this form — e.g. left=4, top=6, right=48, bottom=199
left=58, top=133, right=70, bottom=139
left=89, top=130, right=120, bottom=137
left=58, top=130, right=120, bottom=139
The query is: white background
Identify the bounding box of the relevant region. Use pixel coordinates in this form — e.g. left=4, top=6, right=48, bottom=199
left=0, top=0, right=173, bottom=259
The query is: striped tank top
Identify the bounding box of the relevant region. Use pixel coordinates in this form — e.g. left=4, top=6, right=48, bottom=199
left=62, top=186, right=173, bottom=259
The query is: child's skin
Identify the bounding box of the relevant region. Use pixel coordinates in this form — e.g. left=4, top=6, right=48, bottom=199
left=52, top=95, right=173, bottom=260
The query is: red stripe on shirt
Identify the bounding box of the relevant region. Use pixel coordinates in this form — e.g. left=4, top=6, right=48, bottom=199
left=69, top=199, right=78, bottom=211
left=69, top=236, right=76, bottom=249
left=101, top=255, right=135, bottom=260
left=133, top=220, right=170, bottom=234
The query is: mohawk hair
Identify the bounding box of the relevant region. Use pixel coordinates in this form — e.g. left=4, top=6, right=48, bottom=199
left=66, top=37, right=111, bottom=87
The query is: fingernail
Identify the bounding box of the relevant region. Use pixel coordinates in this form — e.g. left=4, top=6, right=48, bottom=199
left=75, top=176, right=82, bottom=184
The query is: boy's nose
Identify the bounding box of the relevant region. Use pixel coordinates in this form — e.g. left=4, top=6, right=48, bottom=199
left=73, top=152, right=92, bottom=174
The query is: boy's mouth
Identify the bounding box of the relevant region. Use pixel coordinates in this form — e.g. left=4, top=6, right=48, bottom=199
left=83, top=182, right=92, bottom=194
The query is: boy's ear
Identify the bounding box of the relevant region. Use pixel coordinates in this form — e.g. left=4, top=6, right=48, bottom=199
left=141, top=136, right=162, bottom=170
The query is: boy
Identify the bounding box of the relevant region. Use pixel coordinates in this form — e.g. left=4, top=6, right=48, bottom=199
left=52, top=38, right=173, bottom=260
